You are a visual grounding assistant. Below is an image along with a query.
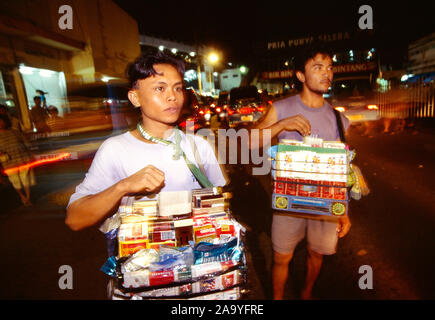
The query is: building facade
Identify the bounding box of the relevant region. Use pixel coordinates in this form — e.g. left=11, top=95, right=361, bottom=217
left=0, top=0, right=140, bottom=132
left=408, top=32, right=435, bottom=75
left=249, top=29, right=380, bottom=96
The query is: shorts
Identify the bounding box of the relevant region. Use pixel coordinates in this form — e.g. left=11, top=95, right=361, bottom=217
left=7, top=167, right=35, bottom=190
left=271, top=213, right=339, bottom=255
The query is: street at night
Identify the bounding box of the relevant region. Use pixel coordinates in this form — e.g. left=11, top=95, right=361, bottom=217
left=0, top=0, right=434, bottom=308
left=0, top=121, right=434, bottom=299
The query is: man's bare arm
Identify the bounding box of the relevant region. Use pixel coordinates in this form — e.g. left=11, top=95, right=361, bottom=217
left=250, top=105, right=311, bottom=149
left=65, top=165, right=165, bottom=231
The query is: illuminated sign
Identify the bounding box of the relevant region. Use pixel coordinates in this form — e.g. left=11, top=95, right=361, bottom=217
left=261, top=70, right=294, bottom=80
left=333, top=61, right=377, bottom=74
left=267, top=32, right=351, bottom=50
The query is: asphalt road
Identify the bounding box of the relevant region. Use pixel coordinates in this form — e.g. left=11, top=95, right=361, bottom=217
left=0, top=120, right=434, bottom=300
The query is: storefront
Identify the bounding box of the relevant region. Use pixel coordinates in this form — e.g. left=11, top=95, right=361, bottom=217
left=18, top=65, right=68, bottom=118
left=0, top=0, right=141, bottom=134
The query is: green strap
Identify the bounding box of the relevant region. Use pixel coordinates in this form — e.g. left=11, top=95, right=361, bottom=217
left=137, top=123, right=214, bottom=188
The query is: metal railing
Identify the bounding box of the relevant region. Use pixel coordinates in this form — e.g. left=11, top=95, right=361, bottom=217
left=378, top=73, right=434, bottom=120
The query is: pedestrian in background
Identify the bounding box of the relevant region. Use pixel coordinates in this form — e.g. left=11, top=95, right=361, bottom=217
left=0, top=104, right=23, bottom=132
left=30, top=96, right=50, bottom=133
left=0, top=114, right=35, bottom=206
left=47, top=105, right=64, bottom=132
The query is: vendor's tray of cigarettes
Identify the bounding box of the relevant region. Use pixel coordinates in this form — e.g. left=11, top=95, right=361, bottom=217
left=269, top=136, right=353, bottom=217
left=100, top=187, right=248, bottom=300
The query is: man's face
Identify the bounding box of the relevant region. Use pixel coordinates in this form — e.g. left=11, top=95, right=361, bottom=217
left=297, top=53, right=333, bottom=95
left=128, top=63, right=184, bottom=126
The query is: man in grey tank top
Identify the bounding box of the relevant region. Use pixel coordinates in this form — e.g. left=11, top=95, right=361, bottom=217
left=253, top=43, right=351, bottom=300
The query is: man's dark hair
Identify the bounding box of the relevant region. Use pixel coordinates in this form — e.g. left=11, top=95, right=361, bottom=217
left=127, top=50, right=185, bottom=89
left=293, top=41, right=334, bottom=74
left=292, top=41, right=334, bottom=91
left=0, top=114, right=11, bottom=129
left=33, top=96, right=41, bottom=102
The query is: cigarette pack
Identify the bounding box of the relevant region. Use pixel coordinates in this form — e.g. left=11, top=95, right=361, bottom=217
left=168, top=218, right=194, bottom=246
left=118, top=222, right=149, bottom=241
left=146, top=240, right=176, bottom=250
left=193, top=194, right=225, bottom=207
left=192, top=270, right=241, bottom=293
left=158, top=191, right=192, bottom=217
left=119, top=239, right=149, bottom=257
left=150, top=230, right=176, bottom=242
left=190, top=260, right=237, bottom=279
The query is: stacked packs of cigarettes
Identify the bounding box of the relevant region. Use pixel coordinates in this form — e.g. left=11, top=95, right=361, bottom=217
left=191, top=187, right=230, bottom=216
left=101, top=188, right=248, bottom=300
left=269, top=137, right=353, bottom=217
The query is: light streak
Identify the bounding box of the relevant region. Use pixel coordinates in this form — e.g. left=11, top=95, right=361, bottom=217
left=3, top=152, right=71, bottom=175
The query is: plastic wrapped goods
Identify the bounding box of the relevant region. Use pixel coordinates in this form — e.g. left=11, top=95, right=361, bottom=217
left=101, top=187, right=248, bottom=300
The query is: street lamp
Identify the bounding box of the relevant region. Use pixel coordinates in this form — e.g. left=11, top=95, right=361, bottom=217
left=207, top=52, right=219, bottom=95
left=197, top=51, right=220, bottom=95
left=208, top=53, right=219, bottom=64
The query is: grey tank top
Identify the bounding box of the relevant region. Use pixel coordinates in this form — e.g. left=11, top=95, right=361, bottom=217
left=274, top=94, right=349, bottom=142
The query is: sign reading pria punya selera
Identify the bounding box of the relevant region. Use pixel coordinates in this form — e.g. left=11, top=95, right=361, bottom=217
left=267, top=32, right=352, bottom=50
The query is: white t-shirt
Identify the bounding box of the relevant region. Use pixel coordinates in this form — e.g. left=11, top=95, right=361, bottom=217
left=68, top=130, right=227, bottom=206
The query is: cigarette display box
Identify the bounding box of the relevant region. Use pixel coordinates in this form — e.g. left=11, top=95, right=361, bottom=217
left=270, top=139, right=351, bottom=217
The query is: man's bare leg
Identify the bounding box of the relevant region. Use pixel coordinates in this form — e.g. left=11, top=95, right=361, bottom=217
left=272, top=250, right=293, bottom=300
left=15, top=188, right=27, bottom=205
left=301, top=247, right=323, bottom=300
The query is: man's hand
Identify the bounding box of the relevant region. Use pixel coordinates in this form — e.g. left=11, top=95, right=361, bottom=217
left=337, top=216, right=351, bottom=238
left=120, top=165, right=165, bottom=195
left=279, top=114, right=311, bottom=136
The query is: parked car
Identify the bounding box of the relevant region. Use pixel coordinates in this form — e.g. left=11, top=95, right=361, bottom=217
left=226, top=86, right=265, bottom=127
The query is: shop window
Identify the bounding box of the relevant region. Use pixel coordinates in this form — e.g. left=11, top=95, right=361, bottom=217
left=19, top=65, right=67, bottom=117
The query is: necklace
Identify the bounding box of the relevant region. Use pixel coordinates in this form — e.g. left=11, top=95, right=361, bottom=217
left=136, top=123, right=183, bottom=160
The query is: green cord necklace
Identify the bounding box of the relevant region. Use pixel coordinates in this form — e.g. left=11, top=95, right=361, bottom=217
left=136, top=122, right=214, bottom=188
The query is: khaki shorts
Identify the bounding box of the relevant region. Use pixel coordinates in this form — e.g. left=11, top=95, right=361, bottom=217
left=272, top=213, right=339, bottom=255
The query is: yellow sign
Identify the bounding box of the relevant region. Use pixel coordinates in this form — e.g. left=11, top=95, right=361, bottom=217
left=275, top=196, right=288, bottom=209
left=332, top=203, right=346, bottom=216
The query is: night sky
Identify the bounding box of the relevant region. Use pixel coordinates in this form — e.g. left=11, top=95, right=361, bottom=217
left=114, top=0, right=434, bottom=65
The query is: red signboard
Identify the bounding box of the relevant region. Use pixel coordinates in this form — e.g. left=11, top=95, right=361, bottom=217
left=261, top=70, right=294, bottom=79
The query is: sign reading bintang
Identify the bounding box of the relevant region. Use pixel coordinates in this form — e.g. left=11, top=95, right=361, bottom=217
left=267, top=32, right=352, bottom=50
left=333, top=61, right=377, bottom=74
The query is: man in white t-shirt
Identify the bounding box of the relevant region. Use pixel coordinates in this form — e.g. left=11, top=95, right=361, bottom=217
left=66, top=51, right=226, bottom=231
